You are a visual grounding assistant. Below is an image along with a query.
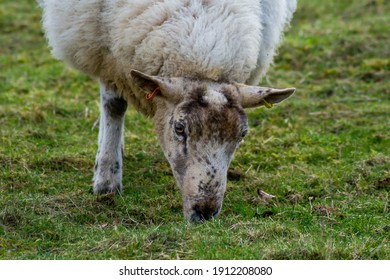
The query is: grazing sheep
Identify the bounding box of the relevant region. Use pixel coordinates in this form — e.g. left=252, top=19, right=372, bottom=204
left=40, top=0, right=297, bottom=222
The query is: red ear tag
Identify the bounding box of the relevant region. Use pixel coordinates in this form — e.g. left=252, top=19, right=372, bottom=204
left=146, top=87, right=160, bottom=101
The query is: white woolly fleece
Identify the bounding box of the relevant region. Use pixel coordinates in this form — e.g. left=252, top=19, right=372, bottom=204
left=41, top=0, right=296, bottom=111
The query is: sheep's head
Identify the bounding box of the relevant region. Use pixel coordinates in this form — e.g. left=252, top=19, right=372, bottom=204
left=131, top=70, right=294, bottom=222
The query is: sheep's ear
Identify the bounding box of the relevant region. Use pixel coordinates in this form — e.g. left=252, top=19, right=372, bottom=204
left=237, top=84, right=295, bottom=109
left=130, top=69, right=184, bottom=103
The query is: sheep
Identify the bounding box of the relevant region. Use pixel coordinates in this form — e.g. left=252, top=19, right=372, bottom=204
left=40, top=0, right=297, bottom=222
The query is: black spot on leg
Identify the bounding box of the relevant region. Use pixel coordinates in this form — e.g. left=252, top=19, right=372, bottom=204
left=110, top=161, right=120, bottom=175
left=116, top=161, right=120, bottom=173
left=105, top=97, right=128, bottom=119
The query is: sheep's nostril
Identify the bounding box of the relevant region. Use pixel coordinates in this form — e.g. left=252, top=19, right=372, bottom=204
left=190, top=206, right=205, bottom=222
left=190, top=211, right=203, bottom=223
left=190, top=205, right=220, bottom=222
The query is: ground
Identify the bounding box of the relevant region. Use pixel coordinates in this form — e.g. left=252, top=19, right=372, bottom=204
left=0, top=0, right=389, bottom=259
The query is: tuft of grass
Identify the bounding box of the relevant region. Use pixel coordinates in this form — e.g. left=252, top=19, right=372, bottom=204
left=0, top=0, right=389, bottom=259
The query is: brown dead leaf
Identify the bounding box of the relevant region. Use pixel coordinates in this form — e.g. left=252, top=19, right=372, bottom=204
left=99, top=223, right=108, bottom=229
left=253, top=189, right=276, bottom=206
left=257, top=189, right=276, bottom=200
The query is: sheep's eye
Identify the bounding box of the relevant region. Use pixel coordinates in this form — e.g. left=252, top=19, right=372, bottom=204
left=174, top=123, right=185, bottom=136
left=241, top=129, right=248, bottom=138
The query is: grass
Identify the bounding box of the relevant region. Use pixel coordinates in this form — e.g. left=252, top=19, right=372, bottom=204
left=0, top=0, right=389, bottom=259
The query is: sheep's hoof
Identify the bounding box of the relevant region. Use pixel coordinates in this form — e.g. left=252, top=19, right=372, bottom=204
left=93, top=180, right=122, bottom=194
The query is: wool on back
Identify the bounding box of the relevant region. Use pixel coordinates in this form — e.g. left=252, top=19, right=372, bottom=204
left=42, top=0, right=296, bottom=114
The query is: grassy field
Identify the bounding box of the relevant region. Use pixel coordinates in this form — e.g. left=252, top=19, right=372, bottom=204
left=0, top=0, right=389, bottom=259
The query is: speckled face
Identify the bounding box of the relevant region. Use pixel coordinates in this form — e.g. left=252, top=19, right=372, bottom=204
left=156, top=83, right=248, bottom=222
left=132, top=69, right=294, bottom=221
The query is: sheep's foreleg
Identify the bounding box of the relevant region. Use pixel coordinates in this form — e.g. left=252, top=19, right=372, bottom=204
left=93, top=81, right=128, bottom=194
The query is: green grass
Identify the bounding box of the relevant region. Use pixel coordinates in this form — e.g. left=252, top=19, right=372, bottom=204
left=0, top=0, right=389, bottom=259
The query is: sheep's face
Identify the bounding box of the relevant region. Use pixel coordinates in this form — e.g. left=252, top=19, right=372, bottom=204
left=131, top=70, right=295, bottom=222
left=156, top=84, right=248, bottom=222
